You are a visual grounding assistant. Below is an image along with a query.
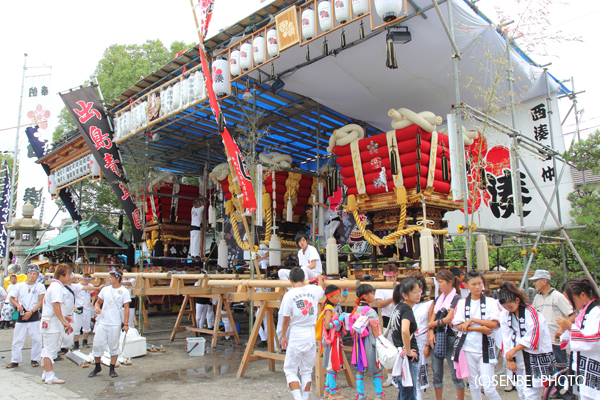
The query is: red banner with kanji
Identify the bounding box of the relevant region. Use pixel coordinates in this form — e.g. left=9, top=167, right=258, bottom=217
left=60, top=86, right=144, bottom=243
left=197, top=0, right=257, bottom=212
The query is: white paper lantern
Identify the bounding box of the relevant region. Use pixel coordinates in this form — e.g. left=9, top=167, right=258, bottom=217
left=48, top=174, right=56, bottom=195
left=352, top=0, right=369, bottom=16
left=302, top=8, right=316, bottom=40
left=253, top=36, right=266, bottom=65
left=194, top=70, right=205, bottom=99
left=240, top=42, right=253, bottom=70
left=218, top=239, right=229, bottom=269
left=269, top=235, right=281, bottom=267
left=334, top=0, right=351, bottom=24
left=122, top=111, right=131, bottom=134
left=208, top=204, right=216, bottom=227
left=374, top=0, right=403, bottom=22
left=318, top=1, right=333, bottom=32
left=182, top=78, right=190, bottom=105
left=267, top=28, right=279, bottom=58
left=90, top=155, right=100, bottom=178
left=171, top=82, right=182, bottom=110
left=212, top=57, right=230, bottom=96
left=230, top=49, right=241, bottom=77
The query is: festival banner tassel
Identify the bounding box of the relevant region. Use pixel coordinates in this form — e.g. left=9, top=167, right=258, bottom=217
left=386, top=31, right=398, bottom=69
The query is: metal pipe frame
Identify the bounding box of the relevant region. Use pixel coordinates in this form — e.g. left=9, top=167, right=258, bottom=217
left=474, top=227, right=565, bottom=242
left=519, top=158, right=600, bottom=294
left=431, top=0, right=462, bottom=60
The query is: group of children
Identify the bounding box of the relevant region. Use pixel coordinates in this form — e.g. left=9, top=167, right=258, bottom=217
left=281, top=264, right=600, bottom=400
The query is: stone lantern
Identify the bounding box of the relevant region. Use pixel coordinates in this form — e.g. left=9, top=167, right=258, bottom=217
left=4, top=201, right=46, bottom=272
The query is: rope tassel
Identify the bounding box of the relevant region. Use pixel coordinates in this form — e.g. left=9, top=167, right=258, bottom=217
left=359, top=21, right=365, bottom=40
left=340, top=30, right=346, bottom=48
left=386, top=31, right=398, bottom=69
left=306, top=45, right=310, bottom=61
left=390, top=146, right=399, bottom=176
left=323, top=38, right=329, bottom=57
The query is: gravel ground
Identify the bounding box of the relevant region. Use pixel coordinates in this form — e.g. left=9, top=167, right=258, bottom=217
left=0, top=313, right=522, bottom=400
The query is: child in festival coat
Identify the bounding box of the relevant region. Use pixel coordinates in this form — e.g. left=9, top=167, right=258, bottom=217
left=451, top=271, right=502, bottom=400
left=498, top=281, right=555, bottom=400
left=318, top=284, right=349, bottom=400
left=350, top=284, right=383, bottom=400
left=557, top=277, right=600, bottom=400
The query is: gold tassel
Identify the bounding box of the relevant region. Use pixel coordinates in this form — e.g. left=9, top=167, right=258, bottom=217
left=359, top=21, right=365, bottom=40
left=340, top=30, right=346, bottom=48
left=386, top=31, right=398, bottom=69
left=346, top=195, right=356, bottom=212
left=323, top=38, right=329, bottom=57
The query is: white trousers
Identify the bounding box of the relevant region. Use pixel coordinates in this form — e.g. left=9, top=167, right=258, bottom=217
left=278, top=266, right=321, bottom=281
left=514, top=366, right=543, bottom=400
left=255, top=309, right=268, bottom=341
left=195, top=304, right=215, bottom=329
left=189, top=229, right=201, bottom=257
left=464, top=351, right=502, bottom=400
left=73, top=312, right=83, bottom=336
left=11, top=321, right=42, bottom=363
left=92, top=324, right=122, bottom=357
left=61, top=315, right=74, bottom=349
left=283, top=342, right=316, bottom=385
left=220, top=311, right=231, bottom=333
left=41, top=332, right=61, bottom=364
left=82, top=308, right=93, bottom=333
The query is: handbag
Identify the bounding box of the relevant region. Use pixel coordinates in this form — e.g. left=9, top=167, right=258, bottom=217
left=376, top=334, right=399, bottom=370
left=433, top=319, right=448, bottom=359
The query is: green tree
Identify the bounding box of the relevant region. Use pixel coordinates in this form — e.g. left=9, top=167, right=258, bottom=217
left=52, top=108, right=77, bottom=143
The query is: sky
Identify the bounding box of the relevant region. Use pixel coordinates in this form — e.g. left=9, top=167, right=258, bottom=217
left=0, top=0, right=597, bottom=230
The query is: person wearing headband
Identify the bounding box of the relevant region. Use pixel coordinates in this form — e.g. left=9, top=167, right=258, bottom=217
left=89, top=268, right=131, bottom=379
left=40, top=263, right=73, bottom=385
left=6, top=266, right=46, bottom=369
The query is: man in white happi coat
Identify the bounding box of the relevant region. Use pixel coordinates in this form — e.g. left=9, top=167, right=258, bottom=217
left=40, top=264, right=73, bottom=385
left=88, top=269, right=131, bottom=378
left=6, top=266, right=46, bottom=369
left=189, top=198, right=205, bottom=258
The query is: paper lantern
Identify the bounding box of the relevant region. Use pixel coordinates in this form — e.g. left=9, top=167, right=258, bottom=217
left=352, top=0, right=369, bottom=16
left=267, top=28, right=279, bottom=58
left=326, top=237, right=339, bottom=275
left=302, top=8, right=316, bottom=40
left=212, top=57, right=230, bottom=96
left=240, top=42, right=253, bottom=70
left=194, top=70, right=205, bottom=99
left=476, top=235, right=491, bottom=272
left=218, top=239, right=228, bottom=269
left=318, top=1, right=333, bottom=32
left=253, top=36, right=266, bottom=65
left=374, top=0, right=403, bottom=22
left=420, top=229, right=435, bottom=274
left=48, top=174, right=56, bottom=195
left=334, top=0, right=351, bottom=23
left=269, top=235, right=281, bottom=267
left=182, top=78, right=190, bottom=105
left=171, top=82, right=182, bottom=110
left=90, top=155, right=100, bottom=178
left=230, top=49, right=241, bottom=77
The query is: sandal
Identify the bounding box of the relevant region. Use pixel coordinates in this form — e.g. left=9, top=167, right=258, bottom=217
left=504, top=385, right=515, bottom=393
left=31, top=361, right=39, bottom=367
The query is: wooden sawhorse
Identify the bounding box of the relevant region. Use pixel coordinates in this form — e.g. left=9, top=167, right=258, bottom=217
left=171, top=293, right=240, bottom=348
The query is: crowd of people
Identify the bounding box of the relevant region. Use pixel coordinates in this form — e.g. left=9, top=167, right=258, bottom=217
left=277, top=233, right=596, bottom=400
left=1, top=263, right=135, bottom=384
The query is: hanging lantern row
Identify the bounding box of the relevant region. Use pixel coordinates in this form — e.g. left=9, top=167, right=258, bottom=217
left=49, top=154, right=101, bottom=194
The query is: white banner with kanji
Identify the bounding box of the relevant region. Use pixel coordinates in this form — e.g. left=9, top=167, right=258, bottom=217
left=445, top=94, right=574, bottom=233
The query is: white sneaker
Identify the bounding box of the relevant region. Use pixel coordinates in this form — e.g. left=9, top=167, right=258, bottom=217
left=45, top=376, right=65, bottom=384
left=383, top=375, right=394, bottom=388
